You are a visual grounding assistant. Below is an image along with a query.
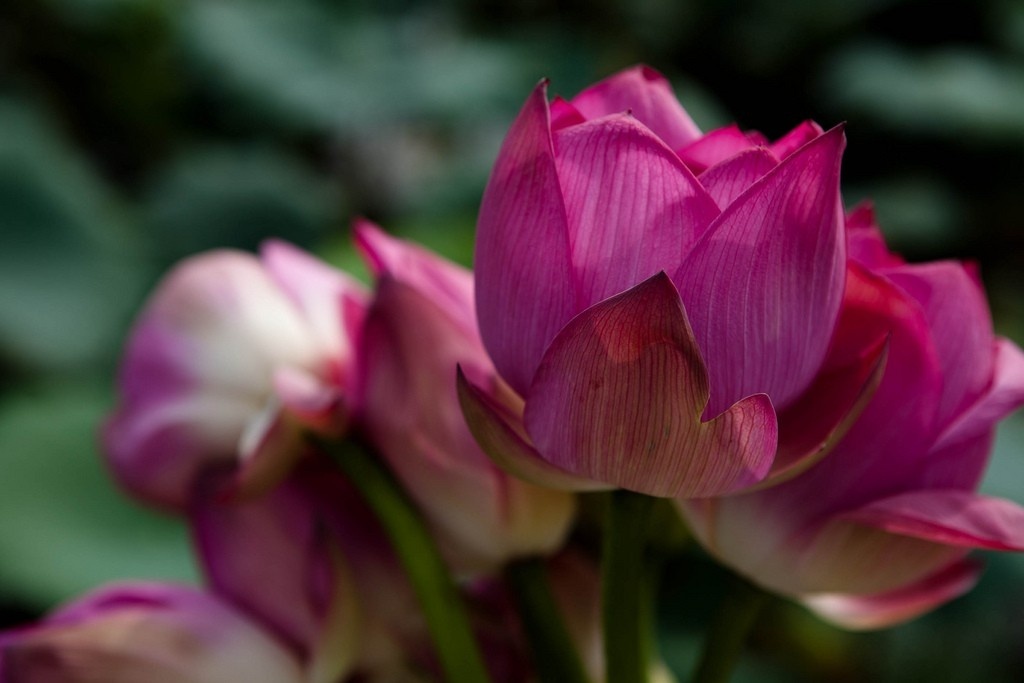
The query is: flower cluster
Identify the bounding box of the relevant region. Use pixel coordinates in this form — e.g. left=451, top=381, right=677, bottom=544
left=3, top=65, right=1024, bottom=682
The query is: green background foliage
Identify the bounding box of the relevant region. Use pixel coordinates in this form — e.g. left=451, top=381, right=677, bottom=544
left=2, top=0, right=1024, bottom=679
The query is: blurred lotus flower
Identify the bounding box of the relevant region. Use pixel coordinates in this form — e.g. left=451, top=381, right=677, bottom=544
left=461, top=65, right=882, bottom=498
left=188, top=464, right=358, bottom=683
left=103, top=242, right=367, bottom=509
left=0, top=583, right=308, bottom=682
left=354, top=221, right=576, bottom=575
left=189, top=457, right=447, bottom=681
left=680, top=205, right=1024, bottom=629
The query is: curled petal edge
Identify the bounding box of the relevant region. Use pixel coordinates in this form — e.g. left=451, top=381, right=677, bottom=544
left=742, top=335, right=889, bottom=493
left=456, top=366, right=612, bottom=492
left=933, top=338, right=1024, bottom=451
left=842, top=489, right=1024, bottom=551
left=801, top=559, right=981, bottom=631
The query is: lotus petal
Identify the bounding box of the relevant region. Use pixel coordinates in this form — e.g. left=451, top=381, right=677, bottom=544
left=569, top=65, right=702, bottom=150
left=933, top=338, right=1024, bottom=450
left=676, top=124, right=761, bottom=173
left=698, top=147, right=779, bottom=209
left=770, top=120, right=824, bottom=159
left=887, top=261, right=994, bottom=426
left=524, top=273, right=777, bottom=498
left=0, top=583, right=306, bottom=683
left=457, top=366, right=611, bottom=492
left=189, top=471, right=351, bottom=675
left=554, top=113, right=719, bottom=307
left=676, top=126, right=847, bottom=416
left=802, top=559, right=981, bottom=630
left=842, top=489, right=1024, bottom=551
left=475, top=81, right=578, bottom=394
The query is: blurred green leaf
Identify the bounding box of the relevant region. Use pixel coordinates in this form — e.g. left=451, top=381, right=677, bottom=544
left=725, top=0, right=899, bottom=73
left=822, top=43, right=1024, bottom=140
left=981, top=414, right=1024, bottom=502
left=845, top=174, right=963, bottom=250
left=45, top=0, right=170, bottom=25
left=0, top=97, right=149, bottom=371
left=181, top=0, right=530, bottom=132
left=995, top=0, right=1024, bottom=57
left=0, top=383, right=195, bottom=608
left=143, top=145, right=340, bottom=264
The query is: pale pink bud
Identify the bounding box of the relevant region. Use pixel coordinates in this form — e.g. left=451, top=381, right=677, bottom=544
left=103, top=242, right=367, bottom=510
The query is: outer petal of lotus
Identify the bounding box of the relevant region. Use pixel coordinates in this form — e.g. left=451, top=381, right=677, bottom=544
left=675, top=125, right=847, bottom=418
left=475, top=80, right=579, bottom=396
left=801, top=559, right=981, bottom=630
left=457, top=365, right=615, bottom=492
left=735, top=490, right=1024, bottom=600
left=189, top=469, right=357, bottom=683
left=103, top=251, right=323, bottom=510
left=932, top=338, right=1024, bottom=453
left=523, top=273, right=778, bottom=498
left=840, top=489, right=1024, bottom=551
left=0, top=583, right=305, bottom=683
left=568, top=64, right=703, bottom=150
left=885, top=261, right=995, bottom=427
left=553, top=112, right=720, bottom=308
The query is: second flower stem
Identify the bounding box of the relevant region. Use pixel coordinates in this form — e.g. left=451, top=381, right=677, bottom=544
left=317, top=436, right=492, bottom=683
left=691, top=573, right=768, bottom=683
left=505, top=557, right=592, bottom=683
left=603, top=490, right=658, bottom=683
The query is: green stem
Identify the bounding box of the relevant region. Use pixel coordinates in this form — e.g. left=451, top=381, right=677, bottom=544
left=603, top=490, right=659, bottom=683
left=504, top=558, right=592, bottom=683
left=316, top=436, right=492, bottom=683
left=691, top=574, right=768, bottom=683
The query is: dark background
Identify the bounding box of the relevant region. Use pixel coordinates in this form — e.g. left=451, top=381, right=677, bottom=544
left=2, top=1, right=1024, bottom=680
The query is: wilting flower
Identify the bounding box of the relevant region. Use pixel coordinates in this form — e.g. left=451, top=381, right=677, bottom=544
left=680, top=206, right=1024, bottom=629
left=0, top=583, right=309, bottom=682
left=354, top=221, right=576, bottom=575
left=461, top=65, right=882, bottom=498
left=103, top=242, right=367, bottom=509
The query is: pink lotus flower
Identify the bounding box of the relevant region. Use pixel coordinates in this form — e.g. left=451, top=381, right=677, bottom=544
left=0, top=583, right=309, bottom=682
left=103, top=242, right=367, bottom=509
left=680, top=205, right=1024, bottom=629
left=354, top=221, right=576, bottom=575
left=461, top=65, right=882, bottom=498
